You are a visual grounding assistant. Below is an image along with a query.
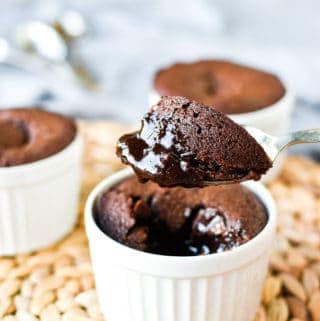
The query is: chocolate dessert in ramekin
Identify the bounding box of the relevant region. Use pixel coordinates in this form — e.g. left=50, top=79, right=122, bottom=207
left=86, top=168, right=276, bottom=321
left=150, top=60, right=294, bottom=182
left=0, top=108, right=76, bottom=166
left=0, top=108, right=82, bottom=255
left=153, top=60, right=285, bottom=114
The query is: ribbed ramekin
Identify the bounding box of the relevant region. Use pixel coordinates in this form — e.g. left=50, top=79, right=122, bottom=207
left=150, top=85, right=294, bottom=183
left=0, top=133, right=83, bottom=255
left=85, top=168, right=277, bottom=321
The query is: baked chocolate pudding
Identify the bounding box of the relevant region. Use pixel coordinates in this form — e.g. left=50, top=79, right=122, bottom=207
left=153, top=60, right=285, bottom=114
left=95, top=176, right=267, bottom=256
left=117, top=96, right=272, bottom=187
left=0, top=108, right=76, bottom=167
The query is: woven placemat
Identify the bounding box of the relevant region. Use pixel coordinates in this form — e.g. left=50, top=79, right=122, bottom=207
left=0, top=121, right=320, bottom=321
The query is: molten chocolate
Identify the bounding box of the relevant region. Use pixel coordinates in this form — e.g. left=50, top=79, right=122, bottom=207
left=95, top=176, right=267, bottom=256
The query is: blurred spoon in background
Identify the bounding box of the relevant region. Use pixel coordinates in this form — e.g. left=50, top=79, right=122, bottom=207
left=53, top=10, right=88, bottom=43
left=13, top=12, right=101, bottom=91
left=15, top=21, right=67, bottom=62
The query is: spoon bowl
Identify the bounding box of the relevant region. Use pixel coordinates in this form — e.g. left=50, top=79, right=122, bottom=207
left=15, top=21, right=68, bottom=63
left=54, top=10, right=88, bottom=41
left=14, top=18, right=100, bottom=91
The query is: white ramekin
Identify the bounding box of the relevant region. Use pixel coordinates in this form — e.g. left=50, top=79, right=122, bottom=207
left=0, top=133, right=83, bottom=255
left=85, top=168, right=277, bottom=321
left=150, top=87, right=294, bottom=183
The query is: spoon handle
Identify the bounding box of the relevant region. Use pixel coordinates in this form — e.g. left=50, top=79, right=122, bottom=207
left=277, top=129, right=320, bottom=150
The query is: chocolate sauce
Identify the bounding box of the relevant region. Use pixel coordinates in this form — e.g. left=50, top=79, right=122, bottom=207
left=143, top=206, right=247, bottom=256
left=98, top=199, right=248, bottom=256
left=116, top=109, right=197, bottom=186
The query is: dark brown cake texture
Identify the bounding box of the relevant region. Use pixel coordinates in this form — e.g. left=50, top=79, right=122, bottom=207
left=117, top=96, right=272, bottom=187
left=153, top=60, right=285, bottom=114
left=0, top=108, right=76, bottom=167
left=95, top=176, right=267, bottom=256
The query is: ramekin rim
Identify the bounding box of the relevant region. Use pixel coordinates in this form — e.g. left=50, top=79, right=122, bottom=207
left=85, top=168, right=277, bottom=264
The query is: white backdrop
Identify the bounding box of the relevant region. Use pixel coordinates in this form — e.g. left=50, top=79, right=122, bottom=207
left=0, top=0, right=319, bottom=130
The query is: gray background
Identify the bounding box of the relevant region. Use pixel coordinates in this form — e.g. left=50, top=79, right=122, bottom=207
left=0, top=0, right=319, bottom=159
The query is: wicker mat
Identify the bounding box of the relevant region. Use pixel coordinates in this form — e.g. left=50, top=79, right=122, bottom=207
left=0, top=121, right=320, bottom=321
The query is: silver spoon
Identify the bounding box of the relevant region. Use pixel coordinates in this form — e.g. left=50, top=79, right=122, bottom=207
left=15, top=21, right=67, bottom=62
left=0, top=36, right=108, bottom=113
left=53, top=10, right=88, bottom=42
left=204, top=126, right=320, bottom=186
left=14, top=20, right=100, bottom=91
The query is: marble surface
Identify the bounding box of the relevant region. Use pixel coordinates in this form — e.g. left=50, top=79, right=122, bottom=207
left=0, top=0, right=319, bottom=157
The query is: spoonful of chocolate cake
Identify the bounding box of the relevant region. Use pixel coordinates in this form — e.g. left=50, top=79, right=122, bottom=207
left=117, top=96, right=319, bottom=187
